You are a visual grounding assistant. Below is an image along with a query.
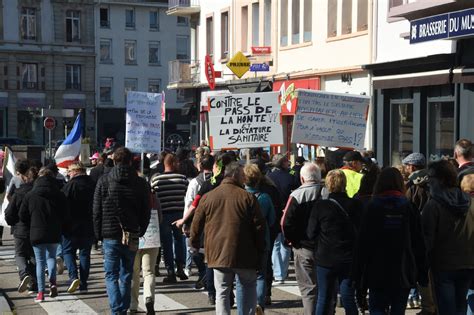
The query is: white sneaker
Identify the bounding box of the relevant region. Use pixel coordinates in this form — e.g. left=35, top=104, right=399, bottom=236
left=273, top=280, right=285, bottom=286
left=184, top=268, right=193, bottom=277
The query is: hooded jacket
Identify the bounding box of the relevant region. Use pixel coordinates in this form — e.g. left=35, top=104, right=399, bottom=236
left=422, top=179, right=474, bottom=271
left=5, top=182, right=34, bottom=238
left=19, top=176, right=69, bottom=245
left=93, top=165, right=151, bottom=241
left=62, top=174, right=95, bottom=238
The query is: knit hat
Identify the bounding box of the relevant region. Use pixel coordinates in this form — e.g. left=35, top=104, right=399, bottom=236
left=402, top=153, right=426, bottom=166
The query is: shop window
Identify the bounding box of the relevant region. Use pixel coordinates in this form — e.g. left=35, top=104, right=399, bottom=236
left=280, top=0, right=288, bottom=46
left=100, top=7, right=110, bottom=28
left=292, top=0, right=300, bottom=44
left=252, top=2, right=260, bottom=47
left=20, top=7, right=36, bottom=40
left=221, top=12, right=229, bottom=59
left=149, top=41, right=161, bottom=65
left=18, top=109, right=44, bottom=145
left=241, top=6, right=248, bottom=51
left=264, top=0, right=272, bottom=46
left=391, top=102, right=413, bottom=166
left=124, top=40, right=137, bottom=65
left=66, top=10, right=80, bottom=42
left=428, top=101, right=455, bottom=159
left=100, top=39, right=112, bottom=63
left=206, top=16, right=214, bottom=58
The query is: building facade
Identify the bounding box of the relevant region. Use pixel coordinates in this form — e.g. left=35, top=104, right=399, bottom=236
left=95, top=0, right=191, bottom=149
left=0, top=0, right=95, bottom=145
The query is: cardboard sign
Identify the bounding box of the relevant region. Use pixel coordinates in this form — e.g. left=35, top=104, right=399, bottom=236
left=292, top=90, right=369, bottom=149
left=139, top=210, right=160, bottom=249
left=125, top=91, right=162, bottom=153
left=208, top=92, right=283, bottom=150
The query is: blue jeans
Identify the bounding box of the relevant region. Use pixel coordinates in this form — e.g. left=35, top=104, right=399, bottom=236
left=62, top=236, right=93, bottom=289
left=219, top=268, right=257, bottom=315
left=369, top=288, right=410, bottom=315
left=160, top=212, right=186, bottom=273
left=103, top=239, right=137, bottom=314
left=206, top=266, right=216, bottom=296
left=316, top=264, right=357, bottom=315
left=467, top=288, right=474, bottom=315
left=257, top=251, right=269, bottom=307
left=32, top=243, right=59, bottom=293
left=433, top=269, right=474, bottom=315
left=271, top=233, right=290, bottom=281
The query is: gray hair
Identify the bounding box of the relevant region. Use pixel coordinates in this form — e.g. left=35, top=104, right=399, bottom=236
left=38, top=167, right=55, bottom=178
left=455, top=139, right=473, bottom=159
left=224, top=161, right=242, bottom=179
left=300, top=162, right=321, bottom=182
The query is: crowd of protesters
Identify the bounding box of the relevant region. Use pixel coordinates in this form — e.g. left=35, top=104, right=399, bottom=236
left=0, top=137, right=473, bottom=315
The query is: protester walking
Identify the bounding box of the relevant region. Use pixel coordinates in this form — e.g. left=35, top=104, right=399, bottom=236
left=353, top=167, right=427, bottom=315
left=190, top=162, right=265, bottom=315
left=93, top=147, right=151, bottom=314
left=307, top=169, right=362, bottom=315
left=19, top=167, right=70, bottom=302
left=61, top=162, right=95, bottom=294
left=422, top=160, right=474, bottom=315
left=5, top=166, right=38, bottom=293
left=340, top=151, right=364, bottom=198
left=281, top=162, right=321, bottom=315
left=454, top=138, right=474, bottom=182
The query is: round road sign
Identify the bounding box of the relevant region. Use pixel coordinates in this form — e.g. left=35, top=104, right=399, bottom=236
left=44, top=117, right=56, bottom=130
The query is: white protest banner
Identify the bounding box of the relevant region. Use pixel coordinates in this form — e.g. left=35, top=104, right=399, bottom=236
left=125, top=91, right=162, bottom=153
left=292, top=90, right=370, bottom=149
left=139, top=210, right=160, bottom=249
left=208, top=92, right=283, bottom=149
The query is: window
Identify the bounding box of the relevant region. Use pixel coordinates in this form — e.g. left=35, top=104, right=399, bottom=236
left=66, top=65, right=81, bottom=90
left=124, top=40, right=137, bottom=65
left=391, top=102, right=413, bottom=165
left=177, top=16, right=188, bottom=25
left=389, top=0, right=404, bottom=9
left=100, top=77, right=113, bottom=103
left=125, top=9, right=135, bottom=28
left=221, top=12, right=229, bottom=59
left=66, top=10, right=81, bottom=42
left=177, top=36, right=189, bottom=60
left=341, top=0, right=352, bottom=35
left=241, top=6, right=248, bottom=51
left=428, top=101, right=455, bottom=158
left=328, top=0, right=337, bottom=37
left=206, top=16, right=214, bottom=57
left=149, top=41, right=161, bottom=65
left=100, top=7, right=110, bottom=27
left=264, top=0, right=272, bottom=46
left=21, top=63, right=37, bottom=89
left=124, top=78, right=138, bottom=103
left=358, top=0, right=368, bottom=31
left=252, top=2, right=260, bottom=47
left=150, top=10, right=159, bottom=30
left=100, top=39, right=112, bottom=63
left=148, top=79, right=161, bottom=93
left=20, top=7, right=36, bottom=40
left=18, top=109, right=43, bottom=145
left=304, top=0, right=312, bottom=42
left=292, top=0, right=300, bottom=44
left=280, top=0, right=288, bottom=46
left=177, top=89, right=192, bottom=102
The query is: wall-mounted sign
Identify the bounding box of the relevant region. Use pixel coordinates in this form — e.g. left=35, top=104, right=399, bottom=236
left=251, top=46, right=271, bottom=54
left=204, top=55, right=216, bottom=90
left=273, top=78, right=320, bottom=115
left=250, top=63, right=270, bottom=72
left=226, top=51, right=250, bottom=78
left=410, top=8, right=474, bottom=44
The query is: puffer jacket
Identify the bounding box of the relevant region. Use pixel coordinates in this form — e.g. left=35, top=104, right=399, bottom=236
left=93, top=165, right=151, bottom=241
left=5, top=182, right=34, bottom=238
left=19, top=176, right=69, bottom=245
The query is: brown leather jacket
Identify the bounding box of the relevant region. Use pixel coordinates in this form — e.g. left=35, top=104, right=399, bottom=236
left=190, top=177, right=265, bottom=270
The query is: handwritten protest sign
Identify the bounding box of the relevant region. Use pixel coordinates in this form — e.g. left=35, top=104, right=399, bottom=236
left=125, top=91, right=162, bottom=153
left=208, top=92, right=283, bottom=149
left=292, top=90, right=369, bottom=149
left=139, top=210, right=160, bottom=249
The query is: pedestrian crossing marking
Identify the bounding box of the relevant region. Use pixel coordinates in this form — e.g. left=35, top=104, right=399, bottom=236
left=137, top=289, right=188, bottom=312
left=273, top=281, right=301, bottom=297
left=38, top=294, right=97, bottom=314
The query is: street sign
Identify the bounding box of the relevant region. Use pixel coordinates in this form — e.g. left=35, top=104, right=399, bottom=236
left=226, top=51, right=251, bottom=78
left=44, top=117, right=56, bottom=130
left=41, top=108, right=75, bottom=118
left=250, top=63, right=270, bottom=72
left=204, top=55, right=216, bottom=90
left=251, top=46, right=271, bottom=54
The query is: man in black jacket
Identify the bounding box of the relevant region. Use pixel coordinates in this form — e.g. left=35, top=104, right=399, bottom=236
left=93, top=147, right=150, bottom=315
left=62, top=162, right=95, bottom=294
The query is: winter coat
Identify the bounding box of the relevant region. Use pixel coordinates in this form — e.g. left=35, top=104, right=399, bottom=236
left=190, top=177, right=265, bottom=270
left=5, top=182, right=34, bottom=238
left=422, top=179, right=474, bottom=271
left=19, top=176, right=69, bottom=246
left=458, top=162, right=474, bottom=183
left=406, top=169, right=430, bottom=212
left=268, top=167, right=298, bottom=211
left=93, top=165, right=151, bottom=241
left=307, top=192, right=362, bottom=268
left=62, top=174, right=95, bottom=239
left=246, top=186, right=275, bottom=251
left=353, top=192, right=427, bottom=289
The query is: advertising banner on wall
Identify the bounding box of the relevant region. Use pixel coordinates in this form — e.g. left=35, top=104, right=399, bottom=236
left=208, top=92, right=283, bottom=150
left=292, top=90, right=370, bottom=150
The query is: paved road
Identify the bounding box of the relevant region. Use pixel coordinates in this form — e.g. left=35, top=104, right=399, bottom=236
left=0, top=229, right=420, bottom=314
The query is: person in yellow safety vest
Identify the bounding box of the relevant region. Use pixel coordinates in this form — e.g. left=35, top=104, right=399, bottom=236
left=340, top=151, right=364, bottom=198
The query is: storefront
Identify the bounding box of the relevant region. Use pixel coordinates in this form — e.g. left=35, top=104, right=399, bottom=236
left=17, top=93, right=47, bottom=145
left=0, top=92, right=7, bottom=138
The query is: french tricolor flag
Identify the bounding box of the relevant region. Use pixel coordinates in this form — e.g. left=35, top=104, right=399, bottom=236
left=55, top=114, right=83, bottom=168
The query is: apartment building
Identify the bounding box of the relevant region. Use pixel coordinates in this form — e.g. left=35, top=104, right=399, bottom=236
left=0, top=0, right=95, bottom=145
left=95, top=0, right=191, bottom=148
left=367, top=0, right=474, bottom=166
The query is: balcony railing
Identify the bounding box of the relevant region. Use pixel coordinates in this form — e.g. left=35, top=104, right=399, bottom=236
left=167, top=0, right=200, bottom=16
left=168, top=59, right=200, bottom=87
